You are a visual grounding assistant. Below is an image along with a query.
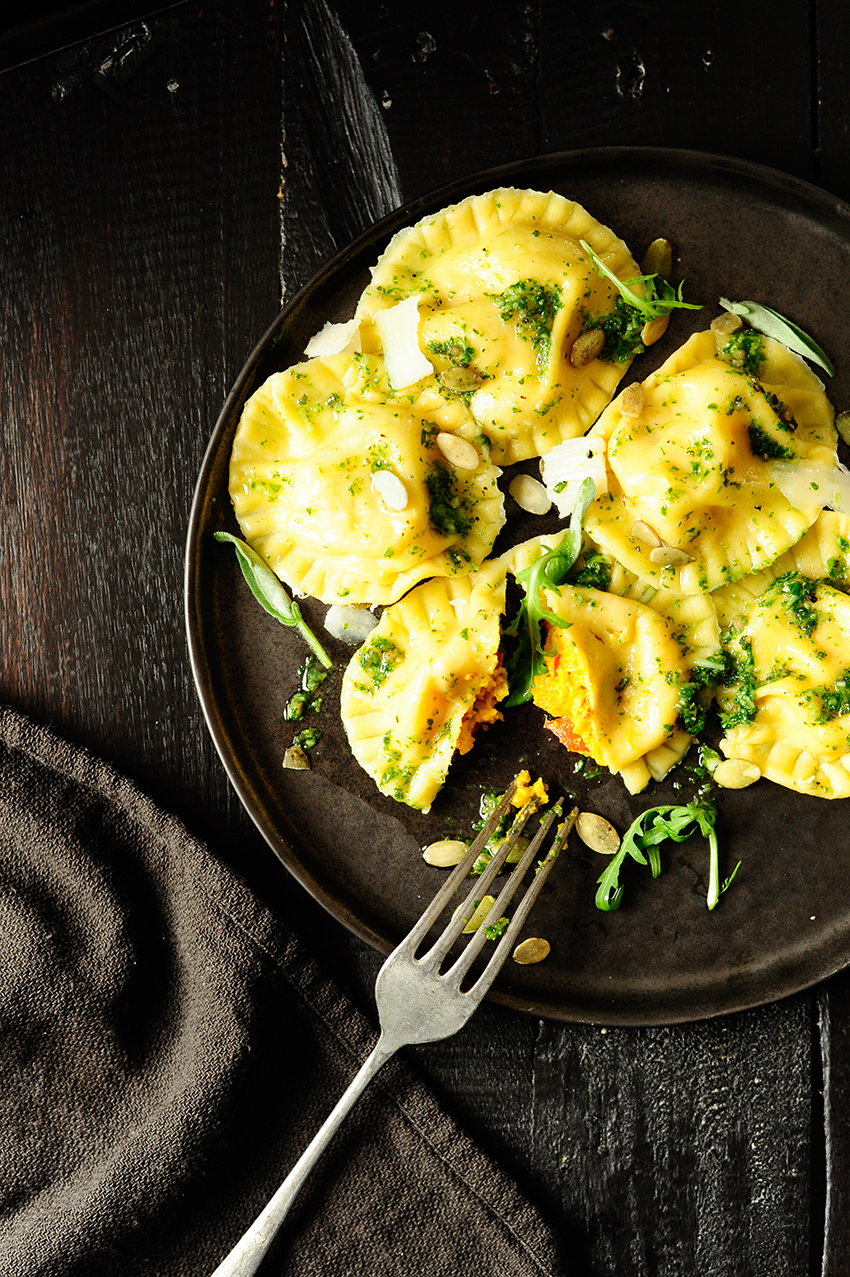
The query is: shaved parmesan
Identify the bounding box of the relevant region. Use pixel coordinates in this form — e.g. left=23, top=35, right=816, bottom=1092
left=324, top=605, right=379, bottom=645
left=305, top=317, right=361, bottom=357
left=540, top=435, right=608, bottom=517
left=374, top=294, right=433, bottom=390
left=772, top=461, right=850, bottom=517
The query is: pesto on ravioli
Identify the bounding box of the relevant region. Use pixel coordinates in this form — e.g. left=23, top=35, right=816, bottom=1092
left=339, top=560, right=508, bottom=812
left=355, top=187, right=644, bottom=465
left=585, top=330, right=837, bottom=594
left=228, top=351, right=504, bottom=607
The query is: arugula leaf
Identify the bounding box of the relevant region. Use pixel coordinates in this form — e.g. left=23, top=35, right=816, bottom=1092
left=214, top=531, right=333, bottom=669
left=580, top=240, right=702, bottom=322
left=719, top=298, right=834, bottom=377
left=595, top=795, right=738, bottom=912
left=503, top=478, right=596, bottom=707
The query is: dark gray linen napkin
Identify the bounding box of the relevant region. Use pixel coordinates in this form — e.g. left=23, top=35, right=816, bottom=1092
left=0, top=707, right=567, bottom=1276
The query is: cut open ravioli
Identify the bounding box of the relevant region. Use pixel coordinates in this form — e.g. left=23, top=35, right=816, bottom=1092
left=339, top=561, right=508, bottom=812
left=528, top=582, right=691, bottom=792
left=228, top=352, right=504, bottom=606
left=585, top=330, right=837, bottom=594
left=355, top=187, right=643, bottom=464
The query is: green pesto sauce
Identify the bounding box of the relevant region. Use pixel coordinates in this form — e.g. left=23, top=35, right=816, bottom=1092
left=567, top=550, right=613, bottom=591
left=425, top=463, right=474, bottom=537
left=718, top=637, right=757, bottom=730
left=804, top=670, right=850, bottom=724
left=356, top=635, right=403, bottom=694
left=427, top=337, right=474, bottom=367
left=583, top=297, right=645, bottom=363
left=721, top=328, right=765, bottom=376
left=492, top=280, right=561, bottom=367
left=746, top=417, right=795, bottom=462
left=759, top=572, right=820, bottom=638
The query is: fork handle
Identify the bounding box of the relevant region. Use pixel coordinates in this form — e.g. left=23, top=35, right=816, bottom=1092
left=210, top=1034, right=397, bottom=1277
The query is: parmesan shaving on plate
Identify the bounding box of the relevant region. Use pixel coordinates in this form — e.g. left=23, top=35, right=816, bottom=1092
left=373, top=294, right=433, bottom=390
left=324, top=605, right=379, bottom=645
left=539, top=436, right=608, bottom=516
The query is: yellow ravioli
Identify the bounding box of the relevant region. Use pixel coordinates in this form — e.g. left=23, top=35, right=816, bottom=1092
left=355, top=187, right=643, bottom=464
left=339, top=561, right=508, bottom=812
left=585, top=330, right=837, bottom=594
left=715, top=570, right=850, bottom=799
left=228, top=352, right=504, bottom=606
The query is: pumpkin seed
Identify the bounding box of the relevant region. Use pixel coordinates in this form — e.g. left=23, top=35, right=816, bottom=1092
left=620, top=383, right=647, bottom=418
left=282, top=744, right=311, bottom=770
left=576, top=811, right=621, bottom=856
left=422, top=838, right=468, bottom=867
left=641, top=314, right=670, bottom=346
left=649, top=545, right=694, bottom=567
left=508, top=473, right=552, bottom=515
left=632, top=519, right=663, bottom=548
left=711, top=311, right=743, bottom=337
left=640, top=238, right=673, bottom=280
left=439, top=366, right=483, bottom=392
left=713, top=758, right=761, bottom=789
left=435, top=431, right=479, bottom=471
left=513, top=937, right=551, bottom=965
left=570, top=328, right=605, bottom=367
left=711, top=311, right=743, bottom=355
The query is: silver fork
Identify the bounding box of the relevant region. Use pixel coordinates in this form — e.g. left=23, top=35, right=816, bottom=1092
left=211, top=778, right=576, bottom=1277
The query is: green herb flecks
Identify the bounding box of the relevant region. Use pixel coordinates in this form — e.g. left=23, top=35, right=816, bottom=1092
left=214, top=532, right=333, bottom=669
left=718, top=636, right=757, bottom=730
left=580, top=239, right=701, bottom=329
left=804, top=669, right=850, bottom=725
left=492, top=280, right=561, bottom=369
left=503, top=478, right=596, bottom=707
left=760, top=571, right=820, bottom=638
left=720, top=327, right=766, bottom=376
left=595, top=794, right=737, bottom=913
left=584, top=297, right=648, bottom=363
left=719, top=298, right=834, bottom=377
left=425, top=463, right=474, bottom=538
left=746, top=417, right=795, bottom=462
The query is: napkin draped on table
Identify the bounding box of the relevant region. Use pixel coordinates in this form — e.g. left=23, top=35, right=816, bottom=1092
left=0, top=707, right=566, bottom=1277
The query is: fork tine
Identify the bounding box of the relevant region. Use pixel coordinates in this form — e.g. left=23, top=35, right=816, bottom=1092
left=393, top=777, right=519, bottom=958
left=453, top=804, right=577, bottom=1000
left=413, top=797, right=544, bottom=971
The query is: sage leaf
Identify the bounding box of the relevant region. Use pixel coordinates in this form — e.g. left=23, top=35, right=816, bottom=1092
left=719, top=298, right=834, bottom=377
left=214, top=531, right=333, bottom=669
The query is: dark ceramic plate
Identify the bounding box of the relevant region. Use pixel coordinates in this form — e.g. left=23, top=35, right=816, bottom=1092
left=186, top=147, right=850, bottom=1026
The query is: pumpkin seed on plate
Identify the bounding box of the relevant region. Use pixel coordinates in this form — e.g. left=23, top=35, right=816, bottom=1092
left=513, top=937, right=550, bottom=965
left=576, top=811, right=621, bottom=856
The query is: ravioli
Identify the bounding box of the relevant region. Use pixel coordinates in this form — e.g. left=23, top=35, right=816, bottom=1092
left=228, top=351, right=504, bottom=606
left=714, top=553, right=850, bottom=799
left=529, top=582, right=690, bottom=789
left=355, top=187, right=643, bottom=464
left=339, top=560, right=508, bottom=812
left=585, top=330, right=837, bottom=594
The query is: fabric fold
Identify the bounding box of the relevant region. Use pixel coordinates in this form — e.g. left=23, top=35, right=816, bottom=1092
left=0, top=707, right=566, bottom=1276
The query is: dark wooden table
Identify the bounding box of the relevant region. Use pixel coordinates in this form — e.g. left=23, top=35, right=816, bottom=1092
left=3, top=3, right=850, bottom=1273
